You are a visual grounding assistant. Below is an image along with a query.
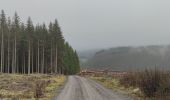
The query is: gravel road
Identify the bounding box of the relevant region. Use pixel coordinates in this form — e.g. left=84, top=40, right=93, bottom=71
left=54, top=76, right=133, bottom=100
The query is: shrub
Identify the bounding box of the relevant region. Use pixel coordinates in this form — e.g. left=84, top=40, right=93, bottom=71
left=138, top=69, right=162, bottom=97
left=120, top=69, right=170, bottom=98
left=119, top=71, right=139, bottom=87
left=34, top=81, right=46, bottom=98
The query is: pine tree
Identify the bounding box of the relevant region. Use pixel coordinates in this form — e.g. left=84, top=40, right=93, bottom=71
left=0, top=10, right=80, bottom=75
left=0, top=10, right=6, bottom=73
left=12, top=12, right=20, bottom=73
left=7, top=17, right=11, bottom=73
left=26, top=17, right=34, bottom=74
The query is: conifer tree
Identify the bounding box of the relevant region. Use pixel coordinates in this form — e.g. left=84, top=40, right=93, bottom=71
left=0, top=10, right=80, bottom=74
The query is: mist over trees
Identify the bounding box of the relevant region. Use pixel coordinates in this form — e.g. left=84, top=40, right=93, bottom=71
left=0, top=10, right=80, bottom=74
left=83, top=45, right=170, bottom=70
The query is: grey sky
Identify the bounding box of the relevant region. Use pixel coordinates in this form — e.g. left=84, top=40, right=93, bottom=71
left=0, top=0, right=170, bottom=51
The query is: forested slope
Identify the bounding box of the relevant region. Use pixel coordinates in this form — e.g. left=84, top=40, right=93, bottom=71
left=84, top=45, right=170, bottom=70
left=0, top=10, right=80, bottom=74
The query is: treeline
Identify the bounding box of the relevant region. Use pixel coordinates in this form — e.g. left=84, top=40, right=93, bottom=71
left=85, top=46, right=170, bottom=70
left=0, top=10, right=80, bottom=74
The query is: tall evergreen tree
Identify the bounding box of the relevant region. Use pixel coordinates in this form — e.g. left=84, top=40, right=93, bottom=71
left=0, top=10, right=80, bottom=74
left=26, top=17, right=34, bottom=74
left=0, top=10, right=6, bottom=73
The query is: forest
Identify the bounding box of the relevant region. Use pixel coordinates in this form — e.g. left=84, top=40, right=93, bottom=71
left=0, top=10, right=80, bottom=75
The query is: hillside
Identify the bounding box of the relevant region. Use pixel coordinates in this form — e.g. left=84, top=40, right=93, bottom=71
left=78, top=49, right=101, bottom=64
left=82, top=45, right=170, bottom=70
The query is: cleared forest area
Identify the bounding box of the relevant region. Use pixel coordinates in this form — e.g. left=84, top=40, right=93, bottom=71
left=0, top=74, right=65, bottom=99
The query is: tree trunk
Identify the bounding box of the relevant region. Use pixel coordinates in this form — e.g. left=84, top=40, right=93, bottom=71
left=41, top=44, right=44, bottom=74
left=7, top=36, right=10, bottom=73
left=14, top=35, right=17, bottom=73
left=51, top=42, right=53, bottom=74
left=55, top=45, right=57, bottom=73
left=28, top=41, right=31, bottom=74
left=12, top=43, right=14, bottom=73
left=37, top=40, right=39, bottom=73
left=1, top=28, right=4, bottom=73
left=23, top=54, right=25, bottom=74
left=31, top=47, right=33, bottom=73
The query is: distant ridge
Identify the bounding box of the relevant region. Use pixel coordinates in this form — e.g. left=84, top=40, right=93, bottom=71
left=81, top=45, right=170, bottom=70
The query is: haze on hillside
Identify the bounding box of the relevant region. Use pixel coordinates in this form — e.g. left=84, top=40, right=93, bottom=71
left=0, top=0, right=170, bottom=51
left=80, top=45, right=170, bottom=70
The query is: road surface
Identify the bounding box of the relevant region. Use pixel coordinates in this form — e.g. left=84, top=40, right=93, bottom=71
left=54, top=76, right=133, bottom=100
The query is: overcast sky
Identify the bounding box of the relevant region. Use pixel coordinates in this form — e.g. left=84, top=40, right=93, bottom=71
left=0, top=0, right=170, bottom=51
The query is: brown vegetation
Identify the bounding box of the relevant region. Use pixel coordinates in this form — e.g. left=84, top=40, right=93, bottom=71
left=0, top=74, right=65, bottom=99
left=80, top=69, right=127, bottom=77
left=89, top=68, right=170, bottom=99
left=120, top=69, right=170, bottom=99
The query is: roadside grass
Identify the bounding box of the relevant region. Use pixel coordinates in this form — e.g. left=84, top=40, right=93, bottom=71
left=120, top=69, right=170, bottom=99
left=44, top=75, right=65, bottom=99
left=90, top=69, right=170, bottom=100
left=0, top=73, right=66, bottom=100
left=90, top=76, right=141, bottom=99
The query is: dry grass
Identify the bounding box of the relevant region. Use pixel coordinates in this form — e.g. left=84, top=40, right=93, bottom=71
left=120, top=69, right=170, bottom=99
left=0, top=74, right=65, bottom=100
left=90, top=75, right=140, bottom=99
left=90, top=69, right=170, bottom=100
left=90, top=76, right=120, bottom=89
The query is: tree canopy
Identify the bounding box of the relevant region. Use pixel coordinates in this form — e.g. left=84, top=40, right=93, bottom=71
left=0, top=10, right=80, bottom=74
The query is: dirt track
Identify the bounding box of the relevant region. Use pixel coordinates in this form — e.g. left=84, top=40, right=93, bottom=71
left=54, top=76, right=133, bottom=100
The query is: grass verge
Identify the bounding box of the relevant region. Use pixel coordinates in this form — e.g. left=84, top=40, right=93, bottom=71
left=90, top=76, right=141, bottom=99
left=90, top=69, right=170, bottom=100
